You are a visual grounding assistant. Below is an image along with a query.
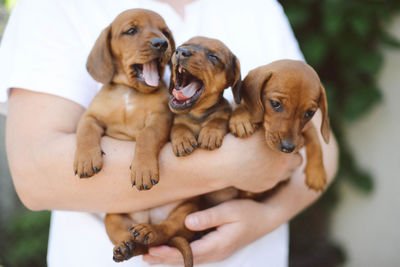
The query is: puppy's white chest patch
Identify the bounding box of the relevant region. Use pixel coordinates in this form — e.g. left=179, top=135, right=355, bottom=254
left=124, top=91, right=135, bottom=112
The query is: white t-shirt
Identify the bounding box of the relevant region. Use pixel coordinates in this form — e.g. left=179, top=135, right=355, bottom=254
left=0, top=0, right=304, bottom=266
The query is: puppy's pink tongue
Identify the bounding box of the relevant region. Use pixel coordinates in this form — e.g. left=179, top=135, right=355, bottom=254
left=172, top=89, right=190, bottom=101
left=143, top=61, right=160, bottom=87
left=172, top=82, right=201, bottom=101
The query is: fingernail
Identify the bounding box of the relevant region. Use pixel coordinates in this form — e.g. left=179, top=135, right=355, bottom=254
left=186, top=215, right=199, bottom=228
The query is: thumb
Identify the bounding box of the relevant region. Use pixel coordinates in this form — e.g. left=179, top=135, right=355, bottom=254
left=185, top=201, right=237, bottom=231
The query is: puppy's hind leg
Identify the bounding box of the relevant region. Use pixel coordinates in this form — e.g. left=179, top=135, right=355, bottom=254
left=104, top=213, right=147, bottom=262
left=129, top=199, right=200, bottom=267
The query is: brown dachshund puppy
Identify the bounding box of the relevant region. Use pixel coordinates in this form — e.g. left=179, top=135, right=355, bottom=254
left=106, top=37, right=242, bottom=267
left=73, top=9, right=175, bottom=190
left=169, top=36, right=241, bottom=156
left=72, top=9, right=178, bottom=263
left=229, top=59, right=330, bottom=191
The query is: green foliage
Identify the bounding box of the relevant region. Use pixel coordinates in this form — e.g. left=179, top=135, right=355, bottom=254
left=279, top=0, right=400, bottom=265
left=0, top=210, right=51, bottom=267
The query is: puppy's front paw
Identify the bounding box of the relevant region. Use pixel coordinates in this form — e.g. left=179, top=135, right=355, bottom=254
left=171, top=131, right=198, bottom=157
left=130, top=159, right=159, bottom=191
left=198, top=127, right=225, bottom=150
left=229, top=108, right=258, bottom=138
left=73, top=147, right=104, bottom=178
left=305, top=164, right=327, bottom=191
left=129, top=223, right=165, bottom=246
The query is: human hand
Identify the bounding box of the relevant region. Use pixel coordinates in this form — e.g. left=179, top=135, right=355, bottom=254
left=142, top=199, right=274, bottom=265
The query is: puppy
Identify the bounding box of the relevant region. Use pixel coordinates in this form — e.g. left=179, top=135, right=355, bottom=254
left=229, top=59, right=330, bottom=191
left=107, top=37, right=242, bottom=267
left=74, top=9, right=175, bottom=190
left=169, top=36, right=241, bottom=156
left=72, top=8, right=179, bottom=263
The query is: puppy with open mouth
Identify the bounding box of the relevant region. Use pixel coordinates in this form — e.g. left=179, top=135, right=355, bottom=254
left=72, top=8, right=181, bottom=263
left=115, top=37, right=242, bottom=267
left=169, top=36, right=241, bottom=156
left=74, top=9, right=175, bottom=190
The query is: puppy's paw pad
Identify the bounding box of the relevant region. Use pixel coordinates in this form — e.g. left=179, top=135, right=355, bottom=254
left=113, top=241, right=135, bottom=262
left=229, top=117, right=257, bottom=138
left=171, top=133, right=197, bottom=157
left=129, top=223, right=160, bottom=245
left=73, top=148, right=104, bottom=178
left=130, top=160, right=159, bottom=191
left=198, top=128, right=225, bottom=150
left=306, top=177, right=326, bottom=191
left=305, top=168, right=327, bottom=191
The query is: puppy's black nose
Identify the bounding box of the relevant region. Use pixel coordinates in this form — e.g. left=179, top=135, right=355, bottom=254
left=151, top=38, right=168, bottom=52
left=176, top=47, right=192, bottom=58
left=280, top=140, right=296, bottom=153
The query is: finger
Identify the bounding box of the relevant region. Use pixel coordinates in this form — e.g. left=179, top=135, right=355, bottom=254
left=143, top=254, right=183, bottom=265
left=190, top=228, right=221, bottom=257
left=185, top=202, right=237, bottom=231
left=190, top=224, right=238, bottom=262
left=147, top=245, right=182, bottom=258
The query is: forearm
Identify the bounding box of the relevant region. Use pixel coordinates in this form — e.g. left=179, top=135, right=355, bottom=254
left=6, top=89, right=225, bottom=213
left=6, top=89, right=306, bottom=213
left=24, top=135, right=222, bottom=212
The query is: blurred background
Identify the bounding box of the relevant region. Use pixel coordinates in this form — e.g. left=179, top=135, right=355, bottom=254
left=0, top=0, right=399, bottom=266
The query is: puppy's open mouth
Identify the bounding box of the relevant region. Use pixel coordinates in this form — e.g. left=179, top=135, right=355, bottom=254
left=131, top=59, right=161, bottom=87
left=170, top=66, right=204, bottom=110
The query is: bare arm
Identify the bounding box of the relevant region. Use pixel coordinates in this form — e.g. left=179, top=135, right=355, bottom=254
left=6, top=88, right=301, bottom=212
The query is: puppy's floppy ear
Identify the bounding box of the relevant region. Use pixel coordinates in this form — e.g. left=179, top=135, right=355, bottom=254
left=165, top=28, right=176, bottom=55
left=86, top=25, right=114, bottom=84
left=319, top=83, right=330, bottom=143
left=241, top=69, right=272, bottom=123
left=168, top=55, right=177, bottom=94
left=165, top=28, right=176, bottom=86
left=228, top=55, right=242, bottom=104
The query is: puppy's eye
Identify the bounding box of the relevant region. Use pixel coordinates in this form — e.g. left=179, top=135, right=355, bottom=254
left=304, top=110, right=315, bottom=119
left=162, top=29, right=170, bottom=39
left=208, top=54, right=219, bottom=62
left=124, top=27, right=138, bottom=35
left=269, top=99, right=283, bottom=112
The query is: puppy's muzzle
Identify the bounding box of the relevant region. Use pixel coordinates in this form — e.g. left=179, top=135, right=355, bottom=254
left=151, top=37, right=168, bottom=52
left=280, top=140, right=296, bottom=153
left=175, top=47, right=192, bottom=58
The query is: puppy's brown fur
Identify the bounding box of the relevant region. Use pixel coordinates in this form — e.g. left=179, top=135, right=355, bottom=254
left=108, top=37, right=241, bottom=267
left=230, top=59, right=330, bottom=191
left=74, top=9, right=175, bottom=190
left=169, top=37, right=241, bottom=155
left=72, top=8, right=179, bottom=263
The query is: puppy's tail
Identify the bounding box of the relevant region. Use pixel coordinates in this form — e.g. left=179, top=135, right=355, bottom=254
left=168, top=236, right=193, bottom=267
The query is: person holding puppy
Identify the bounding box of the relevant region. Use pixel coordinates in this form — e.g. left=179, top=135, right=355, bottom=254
left=0, top=0, right=338, bottom=266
